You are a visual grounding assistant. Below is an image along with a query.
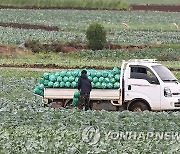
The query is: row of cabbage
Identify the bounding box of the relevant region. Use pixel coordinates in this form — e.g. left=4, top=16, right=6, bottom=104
left=1, top=48, right=180, bottom=70
left=1, top=10, right=179, bottom=29
left=70, top=48, right=180, bottom=61
left=1, top=27, right=180, bottom=44
left=0, top=9, right=179, bottom=44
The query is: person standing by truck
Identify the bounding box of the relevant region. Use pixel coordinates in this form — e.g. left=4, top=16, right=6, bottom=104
left=78, top=70, right=92, bottom=111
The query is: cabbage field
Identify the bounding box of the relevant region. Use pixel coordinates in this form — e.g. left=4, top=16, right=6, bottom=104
left=0, top=9, right=179, bottom=44
left=1, top=47, right=180, bottom=69
left=0, top=68, right=180, bottom=153
left=0, top=0, right=129, bottom=10
left=0, top=4, right=180, bottom=153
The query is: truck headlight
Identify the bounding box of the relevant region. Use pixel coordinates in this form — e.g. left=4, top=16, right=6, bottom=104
left=164, top=87, right=172, bottom=97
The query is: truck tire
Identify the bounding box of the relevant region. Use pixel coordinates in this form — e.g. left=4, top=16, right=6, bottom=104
left=128, top=101, right=150, bottom=112
left=51, top=101, right=64, bottom=108
left=51, top=99, right=71, bottom=108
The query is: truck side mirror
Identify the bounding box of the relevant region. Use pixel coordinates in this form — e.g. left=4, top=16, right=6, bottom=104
left=150, top=77, right=159, bottom=85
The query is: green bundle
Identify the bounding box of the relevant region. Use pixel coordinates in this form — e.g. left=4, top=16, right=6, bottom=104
left=34, top=67, right=121, bottom=96
left=72, top=91, right=80, bottom=106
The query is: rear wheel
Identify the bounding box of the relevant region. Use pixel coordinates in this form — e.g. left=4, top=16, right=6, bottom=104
left=128, top=101, right=150, bottom=112
left=51, top=99, right=72, bottom=108
left=51, top=101, right=64, bottom=108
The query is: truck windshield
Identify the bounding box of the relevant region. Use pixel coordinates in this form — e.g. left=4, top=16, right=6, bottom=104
left=152, top=65, right=177, bottom=82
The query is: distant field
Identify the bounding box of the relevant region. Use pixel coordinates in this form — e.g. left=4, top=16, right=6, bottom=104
left=0, top=0, right=128, bottom=10
left=0, top=9, right=179, bottom=44
left=125, top=0, right=180, bottom=5
left=0, top=47, right=179, bottom=69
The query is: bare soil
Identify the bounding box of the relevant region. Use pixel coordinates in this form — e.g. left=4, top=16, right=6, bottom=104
left=131, top=4, right=180, bottom=12
left=0, top=44, right=26, bottom=53
left=0, top=43, right=151, bottom=53
left=0, top=22, right=59, bottom=31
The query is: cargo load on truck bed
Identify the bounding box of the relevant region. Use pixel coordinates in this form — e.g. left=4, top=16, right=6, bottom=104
left=34, top=67, right=121, bottom=97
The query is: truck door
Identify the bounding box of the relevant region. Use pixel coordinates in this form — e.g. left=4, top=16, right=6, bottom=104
left=126, top=65, right=161, bottom=110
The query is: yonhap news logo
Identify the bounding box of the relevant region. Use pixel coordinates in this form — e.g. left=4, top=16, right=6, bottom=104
left=82, top=126, right=180, bottom=145
left=82, top=126, right=101, bottom=145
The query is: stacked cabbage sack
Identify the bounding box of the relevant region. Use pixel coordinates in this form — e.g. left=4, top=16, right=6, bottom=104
left=34, top=67, right=121, bottom=96
left=72, top=91, right=81, bottom=106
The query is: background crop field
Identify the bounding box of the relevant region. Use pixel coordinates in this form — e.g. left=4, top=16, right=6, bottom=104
left=0, top=0, right=128, bottom=10
left=0, top=47, right=180, bottom=69
left=0, top=68, right=180, bottom=153
left=0, top=9, right=179, bottom=44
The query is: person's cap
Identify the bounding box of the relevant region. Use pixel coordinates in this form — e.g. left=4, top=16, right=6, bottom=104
left=81, top=70, right=87, bottom=74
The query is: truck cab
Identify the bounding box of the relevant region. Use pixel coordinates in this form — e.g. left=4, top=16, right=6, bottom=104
left=122, top=59, right=180, bottom=111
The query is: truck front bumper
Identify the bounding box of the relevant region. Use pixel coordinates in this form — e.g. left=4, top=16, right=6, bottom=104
left=162, top=97, right=180, bottom=110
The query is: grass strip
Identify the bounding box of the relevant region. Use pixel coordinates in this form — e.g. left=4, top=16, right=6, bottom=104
left=0, top=0, right=129, bottom=10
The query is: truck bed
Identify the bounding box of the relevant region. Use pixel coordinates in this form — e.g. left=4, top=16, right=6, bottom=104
left=44, top=88, right=120, bottom=100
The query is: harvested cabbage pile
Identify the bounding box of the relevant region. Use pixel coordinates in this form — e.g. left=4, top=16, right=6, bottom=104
left=34, top=67, right=121, bottom=96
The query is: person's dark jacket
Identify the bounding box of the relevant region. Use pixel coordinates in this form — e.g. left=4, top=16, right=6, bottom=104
left=78, top=74, right=92, bottom=94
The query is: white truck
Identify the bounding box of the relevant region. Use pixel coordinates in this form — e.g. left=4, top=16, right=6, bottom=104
left=42, top=59, right=180, bottom=111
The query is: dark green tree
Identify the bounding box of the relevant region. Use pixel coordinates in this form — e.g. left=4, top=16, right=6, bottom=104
left=86, top=23, right=106, bottom=50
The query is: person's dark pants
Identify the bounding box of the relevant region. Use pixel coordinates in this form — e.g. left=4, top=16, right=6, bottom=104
left=78, top=93, right=91, bottom=111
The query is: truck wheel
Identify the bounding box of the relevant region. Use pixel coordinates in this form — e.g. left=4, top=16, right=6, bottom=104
left=51, top=101, right=64, bottom=108
left=128, top=101, right=150, bottom=112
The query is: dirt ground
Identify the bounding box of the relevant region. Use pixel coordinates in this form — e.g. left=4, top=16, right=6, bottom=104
left=0, top=43, right=151, bottom=53
left=0, top=22, right=59, bottom=31
left=0, top=44, right=26, bottom=53
left=131, top=4, right=180, bottom=12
